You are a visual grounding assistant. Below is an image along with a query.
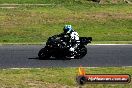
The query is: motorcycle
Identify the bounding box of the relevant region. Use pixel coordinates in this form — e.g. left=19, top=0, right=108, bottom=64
left=38, top=35, right=92, bottom=59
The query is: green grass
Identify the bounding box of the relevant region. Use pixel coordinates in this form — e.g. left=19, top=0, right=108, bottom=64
left=0, top=67, right=132, bottom=88
left=0, top=0, right=131, bottom=4
left=0, top=0, right=92, bottom=4
left=0, top=2, right=132, bottom=43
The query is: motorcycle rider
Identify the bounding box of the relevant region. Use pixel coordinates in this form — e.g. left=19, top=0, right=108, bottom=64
left=56, top=25, right=80, bottom=58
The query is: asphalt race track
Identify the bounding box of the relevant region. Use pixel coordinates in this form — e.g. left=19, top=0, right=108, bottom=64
left=0, top=45, right=132, bottom=68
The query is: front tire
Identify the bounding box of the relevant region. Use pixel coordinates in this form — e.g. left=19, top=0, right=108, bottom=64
left=38, top=47, right=50, bottom=59
left=75, top=46, right=87, bottom=59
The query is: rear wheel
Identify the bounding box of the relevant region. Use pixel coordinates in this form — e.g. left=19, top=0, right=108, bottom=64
left=38, top=47, right=50, bottom=59
left=76, top=76, right=87, bottom=85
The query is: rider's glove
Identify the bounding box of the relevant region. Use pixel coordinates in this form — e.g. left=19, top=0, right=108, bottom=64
left=69, top=47, right=75, bottom=52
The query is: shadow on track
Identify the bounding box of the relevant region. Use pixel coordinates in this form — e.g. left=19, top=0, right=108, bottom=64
left=28, top=57, right=71, bottom=60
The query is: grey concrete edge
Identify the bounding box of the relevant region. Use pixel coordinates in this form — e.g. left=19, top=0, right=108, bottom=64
left=0, top=43, right=132, bottom=46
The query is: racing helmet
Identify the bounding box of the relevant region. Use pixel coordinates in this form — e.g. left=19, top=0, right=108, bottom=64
left=63, top=25, right=73, bottom=33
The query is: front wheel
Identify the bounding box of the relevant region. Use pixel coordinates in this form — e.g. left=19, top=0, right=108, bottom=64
left=74, top=46, right=87, bottom=59
left=38, top=47, right=50, bottom=59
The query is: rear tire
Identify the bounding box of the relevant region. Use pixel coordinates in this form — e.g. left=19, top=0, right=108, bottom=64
left=38, top=47, right=50, bottom=59
left=76, top=76, right=87, bottom=85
